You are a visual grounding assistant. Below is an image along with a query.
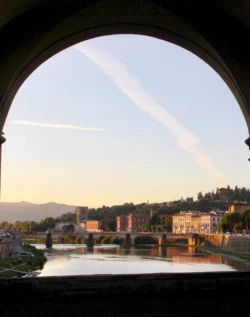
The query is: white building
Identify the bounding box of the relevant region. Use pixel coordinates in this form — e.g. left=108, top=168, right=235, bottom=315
left=172, top=211, right=224, bottom=234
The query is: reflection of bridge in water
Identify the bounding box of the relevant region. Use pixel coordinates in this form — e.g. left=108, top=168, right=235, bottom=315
left=20, top=232, right=198, bottom=246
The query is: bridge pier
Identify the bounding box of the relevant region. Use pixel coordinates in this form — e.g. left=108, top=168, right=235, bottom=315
left=123, top=233, right=131, bottom=248
left=86, top=233, right=94, bottom=251
left=188, top=234, right=198, bottom=246
left=158, top=234, right=167, bottom=246
left=45, top=229, right=53, bottom=249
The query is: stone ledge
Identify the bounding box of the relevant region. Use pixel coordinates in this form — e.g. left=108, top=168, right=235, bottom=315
left=1, top=272, right=250, bottom=316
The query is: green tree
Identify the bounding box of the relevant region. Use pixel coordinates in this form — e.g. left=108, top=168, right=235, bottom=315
left=63, top=224, right=74, bottom=232
left=20, top=221, right=30, bottom=232
left=5, top=222, right=13, bottom=230
left=245, top=213, right=250, bottom=229
left=220, top=212, right=241, bottom=232
left=0, top=221, right=7, bottom=229
left=197, top=192, right=203, bottom=200
left=197, top=198, right=210, bottom=211
left=149, top=213, right=158, bottom=225
left=241, top=209, right=250, bottom=229
left=29, top=221, right=37, bottom=231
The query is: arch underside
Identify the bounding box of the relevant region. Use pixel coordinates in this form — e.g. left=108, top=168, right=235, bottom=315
left=0, top=0, right=250, bottom=152
left=1, top=2, right=250, bottom=313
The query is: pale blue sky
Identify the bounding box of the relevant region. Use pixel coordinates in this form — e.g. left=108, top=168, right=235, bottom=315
left=2, top=35, right=249, bottom=207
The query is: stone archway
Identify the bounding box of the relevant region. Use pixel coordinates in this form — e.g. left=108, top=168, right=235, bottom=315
left=2, top=2, right=250, bottom=315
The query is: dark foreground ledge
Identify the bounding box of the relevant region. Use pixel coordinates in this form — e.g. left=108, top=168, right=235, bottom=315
left=1, top=271, right=250, bottom=316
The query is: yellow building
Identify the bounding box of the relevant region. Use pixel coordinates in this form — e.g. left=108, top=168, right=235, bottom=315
left=172, top=211, right=223, bottom=234
left=228, top=203, right=250, bottom=213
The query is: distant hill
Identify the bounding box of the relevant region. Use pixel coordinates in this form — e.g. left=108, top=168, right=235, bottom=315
left=0, top=201, right=76, bottom=222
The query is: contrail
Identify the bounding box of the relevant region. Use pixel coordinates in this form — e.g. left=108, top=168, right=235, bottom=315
left=75, top=42, right=227, bottom=183
left=12, top=120, right=105, bottom=132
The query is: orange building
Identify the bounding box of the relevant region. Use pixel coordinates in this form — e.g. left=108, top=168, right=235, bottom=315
left=116, top=213, right=150, bottom=232
left=85, top=220, right=99, bottom=232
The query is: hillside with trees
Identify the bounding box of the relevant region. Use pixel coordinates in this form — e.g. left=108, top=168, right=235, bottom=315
left=1, top=185, right=250, bottom=233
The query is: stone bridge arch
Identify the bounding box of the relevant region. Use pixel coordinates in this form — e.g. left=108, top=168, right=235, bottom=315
left=2, top=2, right=250, bottom=315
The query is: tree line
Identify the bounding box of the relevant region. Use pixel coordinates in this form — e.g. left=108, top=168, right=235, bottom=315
left=218, top=209, right=250, bottom=233
left=1, top=185, right=249, bottom=233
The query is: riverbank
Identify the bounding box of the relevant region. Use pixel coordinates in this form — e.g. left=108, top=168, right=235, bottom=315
left=0, top=244, right=47, bottom=277
left=198, top=245, right=250, bottom=265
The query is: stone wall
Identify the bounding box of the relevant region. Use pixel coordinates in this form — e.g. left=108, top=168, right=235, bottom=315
left=199, top=234, right=250, bottom=253
left=1, top=272, right=250, bottom=316
left=1, top=236, right=250, bottom=316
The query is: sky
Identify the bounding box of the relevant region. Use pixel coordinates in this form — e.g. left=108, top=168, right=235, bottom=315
left=1, top=34, right=250, bottom=207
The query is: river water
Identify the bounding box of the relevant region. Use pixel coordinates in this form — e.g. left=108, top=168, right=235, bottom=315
left=31, top=244, right=250, bottom=277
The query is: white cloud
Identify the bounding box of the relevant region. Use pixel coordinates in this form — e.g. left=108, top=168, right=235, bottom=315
left=12, top=120, right=105, bottom=132
left=74, top=42, right=227, bottom=183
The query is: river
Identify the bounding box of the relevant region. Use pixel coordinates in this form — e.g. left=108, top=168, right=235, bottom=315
left=30, top=243, right=250, bottom=276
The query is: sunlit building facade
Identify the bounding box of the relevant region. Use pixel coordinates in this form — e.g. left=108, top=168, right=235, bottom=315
left=116, top=213, right=150, bottom=232
left=172, top=211, right=224, bottom=234
left=85, top=220, right=100, bottom=232
left=228, top=203, right=250, bottom=213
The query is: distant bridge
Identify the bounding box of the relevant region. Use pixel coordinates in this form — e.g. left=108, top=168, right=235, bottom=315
left=18, top=231, right=198, bottom=246
left=18, top=231, right=196, bottom=239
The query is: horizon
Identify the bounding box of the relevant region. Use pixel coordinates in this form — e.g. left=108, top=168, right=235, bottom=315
left=1, top=34, right=250, bottom=207
left=1, top=183, right=249, bottom=209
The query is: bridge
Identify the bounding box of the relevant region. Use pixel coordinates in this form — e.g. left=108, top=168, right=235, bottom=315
left=19, top=231, right=198, bottom=246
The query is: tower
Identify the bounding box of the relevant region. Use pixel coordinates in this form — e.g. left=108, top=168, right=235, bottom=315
left=75, top=206, right=88, bottom=232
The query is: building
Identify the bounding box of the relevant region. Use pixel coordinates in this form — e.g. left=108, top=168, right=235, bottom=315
left=0, top=237, right=12, bottom=259
left=128, top=213, right=150, bottom=232
left=200, top=213, right=223, bottom=234
left=75, top=206, right=88, bottom=231
left=85, top=220, right=100, bottom=232
left=116, top=213, right=150, bottom=232
left=172, top=211, right=224, bottom=234
left=116, top=215, right=128, bottom=232
left=228, top=203, right=250, bottom=213
left=75, top=207, right=102, bottom=232
left=75, top=206, right=88, bottom=223
left=76, top=220, right=100, bottom=233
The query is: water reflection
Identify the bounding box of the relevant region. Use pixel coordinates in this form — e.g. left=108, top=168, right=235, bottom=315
left=32, top=244, right=250, bottom=277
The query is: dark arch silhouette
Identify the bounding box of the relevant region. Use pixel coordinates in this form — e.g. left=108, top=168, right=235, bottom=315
left=1, top=0, right=250, bottom=150
left=1, top=2, right=250, bottom=316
